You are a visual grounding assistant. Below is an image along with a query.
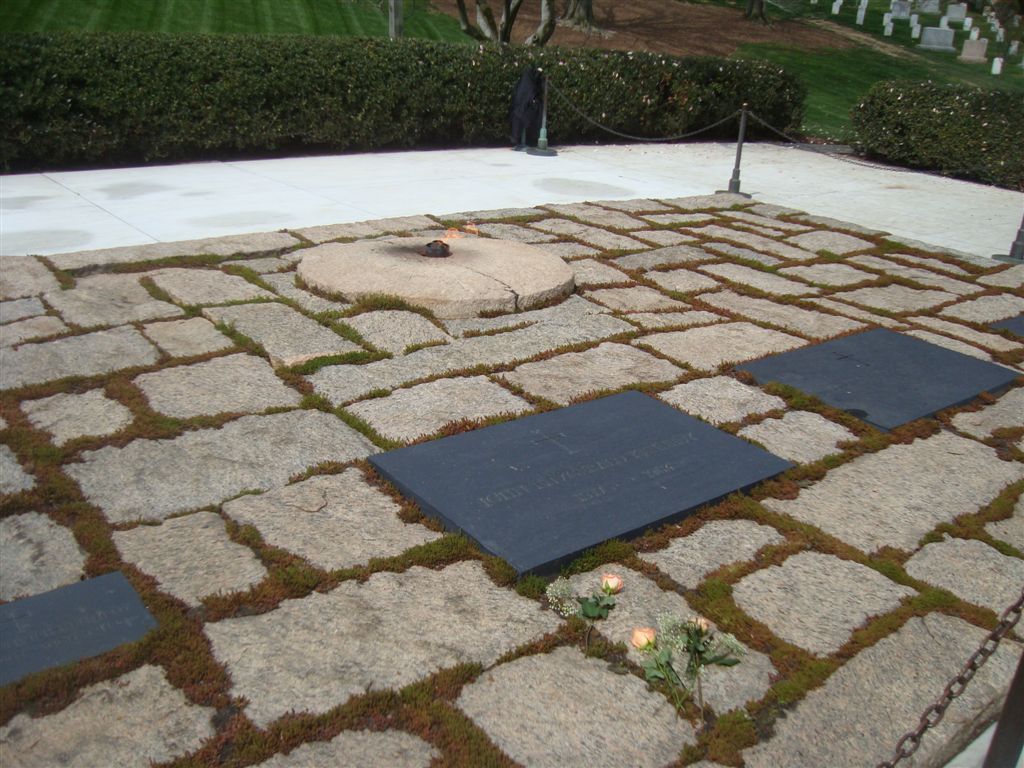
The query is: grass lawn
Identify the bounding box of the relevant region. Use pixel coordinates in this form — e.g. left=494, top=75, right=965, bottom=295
left=0, top=0, right=469, bottom=41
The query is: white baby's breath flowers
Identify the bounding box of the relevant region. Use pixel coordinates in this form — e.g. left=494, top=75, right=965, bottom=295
left=545, top=576, right=580, bottom=618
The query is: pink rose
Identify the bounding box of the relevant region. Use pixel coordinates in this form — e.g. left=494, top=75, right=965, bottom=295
left=693, top=616, right=711, bottom=633
left=631, top=627, right=657, bottom=650
left=601, top=573, right=624, bottom=595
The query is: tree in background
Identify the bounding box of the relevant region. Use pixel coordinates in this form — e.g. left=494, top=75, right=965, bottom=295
left=561, top=0, right=596, bottom=27
left=454, top=0, right=556, bottom=45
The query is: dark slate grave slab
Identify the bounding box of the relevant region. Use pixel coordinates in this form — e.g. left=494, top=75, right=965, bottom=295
left=990, top=314, right=1024, bottom=338
left=369, top=391, right=792, bottom=575
left=738, top=328, right=1019, bottom=432
left=0, top=572, right=157, bottom=686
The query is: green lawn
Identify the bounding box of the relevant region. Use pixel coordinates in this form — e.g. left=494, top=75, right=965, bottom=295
left=0, top=0, right=468, bottom=41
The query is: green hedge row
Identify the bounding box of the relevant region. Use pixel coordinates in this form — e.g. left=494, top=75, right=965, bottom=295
left=0, top=32, right=805, bottom=171
left=852, top=80, right=1023, bottom=190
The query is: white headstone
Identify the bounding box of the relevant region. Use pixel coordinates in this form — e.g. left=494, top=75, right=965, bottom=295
left=962, top=16, right=972, bottom=29
left=832, top=0, right=842, bottom=13
left=912, top=23, right=922, bottom=37
left=910, top=12, right=919, bottom=23
left=884, top=11, right=893, bottom=23
left=857, top=7, right=867, bottom=23
left=939, top=15, right=949, bottom=27
left=893, top=1, right=912, bottom=19
left=919, top=25, right=957, bottom=50
left=958, top=36, right=990, bottom=61
left=992, top=56, right=1003, bottom=74
left=946, top=2, right=967, bottom=22
left=995, top=27, right=1005, bottom=41
left=916, top=0, right=941, bottom=13
left=970, top=26, right=980, bottom=39
left=884, top=21, right=894, bottom=34
left=1009, top=40, right=1020, bottom=55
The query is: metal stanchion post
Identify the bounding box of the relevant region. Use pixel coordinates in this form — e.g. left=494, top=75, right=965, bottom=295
left=993, top=208, right=1024, bottom=263
left=717, top=104, right=751, bottom=198
left=527, top=73, right=557, bottom=157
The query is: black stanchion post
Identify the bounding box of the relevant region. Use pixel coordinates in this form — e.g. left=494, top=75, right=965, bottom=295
left=982, top=648, right=1024, bottom=768
left=527, top=73, right=557, bottom=157
left=718, top=104, right=751, bottom=198
left=993, top=208, right=1024, bottom=264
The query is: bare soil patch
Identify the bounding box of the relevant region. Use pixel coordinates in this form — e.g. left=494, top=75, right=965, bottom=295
left=429, top=0, right=855, bottom=56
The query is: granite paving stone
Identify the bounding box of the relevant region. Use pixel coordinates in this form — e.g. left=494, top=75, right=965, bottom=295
left=978, top=263, right=1024, bottom=289
left=133, top=353, right=300, bottom=418
left=624, top=310, right=723, bottom=330
left=891, top=253, right=971, bottom=275
left=475, top=222, right=557, bottom=243
left=847, top=255, right=981, bottom=295
left=544, top=202, right=645, bottom=229
left=739, top=411, right=857, bottom=464
left=763, top=431, right=1024, bottom=552
left=641, top=212, right=716, bottom=226
left=792, top=214, right=886, bottom=236
left=597, top=198, right=674, bottom=213
left=534, top=241, right=600, bottom=259
left=530, top=219, right=647, bottom=250
left=113, top=511, right=267, bottom=606
left=986, top=496, right=1024, bottom=551
left=141, top=317, right=233, bottom=357
left=785, top=230, right=875, bottom=255
left=22, top=389, right=133, bottom=446
left=222, top=469, right=440, bottom=571
left=700, top=242, right=783, bottom=267
left=584, top=286, right=689, bottom=312
left=637, top=323, right=806, bottom=371
left=0, top=297, right=46, bottom=325
left=343, top=310, right=451, bottom=355
left=441, top=295, right=604, bottom=337
left=149, top=267, right=275, bottom=306
left=633, top=230, right=697, bottom=246
left=1, top=315, right=69, bottom=347
left=569, top=258, right=632, bottom=286
left=347, top=376, right=531, bottom=442
left=728, top=222, right=787, bottom=238
left=260, top=272, right=354, bottom=314
left=291, top=216, right=437, bottom=244
left=779, top=263, right=875, bottom=287
left=204, top=302, right=361, bottom=368
left=908, top=316, right=1022, bottom=353
left=0, top=512, right=87, bottom=601
left=882, top=237, right=990, bottom=266
left=698, top=290, right=866, bottom=338
left=46, top=232, right=301, bottom=271
left=746, top=203, right=805, bottom=218
left=254, top=731, right=439, bottom=768
left=647, top=269, right=720, bottom=294
left=221, top=256, right=291, bottom=273
left=700, top=263, right=819, bottom=295
left=689, top=226, right=818, bottom=261
left=900, top=329, right=996, bottom=362
left=733, top=551, right=916, bottom=655
left=660, top=193, right=752, bottom=210
left=742, top=614, right=1022, bottom=768
left=1, top=326, right=160, bottom=390
left=639, top=519, right=785, bottom=590
left=0, top=257, right=60, bottom=300
left=905, top=537, right=1024, bottom=613
left=613, top=245, right=713, bottom=270
left=65, top=410, right=378, bottom=523
left=0, top=665, right=216, bottom=768
left=499, top=342, right=681, bottom=405
left=311, top=304, right=632, bottom=403
left=720, top=211, right=812, bottom=232
left=44, top=273, right=183, bottom=327
left=940, top=293, right=1024, bottom=323
left=445, top=207, right=545, bottom=221
left=456, top=646, right=694, bottom=768
left=658, top=375, right=786, bottom=425
left=0, top=445, right=35, bottom=494
left=807, top=297, right=906, bottom=328
left=205, top=561, right=560, bottom=727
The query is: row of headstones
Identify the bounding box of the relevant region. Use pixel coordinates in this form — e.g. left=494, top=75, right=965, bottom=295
left=827, top=0, right=1019, bottom=74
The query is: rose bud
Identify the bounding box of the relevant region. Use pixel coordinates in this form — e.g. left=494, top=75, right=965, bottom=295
left=693, top=616, right=711, bottom=633
left=601, top=573, right=624, bottom=595
left=631, top=627, right=657, bottom=650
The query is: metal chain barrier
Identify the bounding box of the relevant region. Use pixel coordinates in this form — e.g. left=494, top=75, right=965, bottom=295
left=876, top=588, right=1024, bottom=768
left=546, top=80, right=741, bottom=143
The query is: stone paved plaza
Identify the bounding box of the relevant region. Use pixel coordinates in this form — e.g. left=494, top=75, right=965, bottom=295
left=1, top=193, right=1023, bottom=767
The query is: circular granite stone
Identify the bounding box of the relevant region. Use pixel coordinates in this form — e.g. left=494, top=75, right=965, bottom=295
left=297, top=237, right=575, bottom=319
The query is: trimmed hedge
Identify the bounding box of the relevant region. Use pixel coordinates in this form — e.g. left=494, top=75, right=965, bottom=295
left=0, top=32, right=805, bottom=171
left=852, top=80, right=1024, bottom=190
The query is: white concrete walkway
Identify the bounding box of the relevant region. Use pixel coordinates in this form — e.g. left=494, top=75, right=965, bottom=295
left=2, top=142, right=1022, bottom=260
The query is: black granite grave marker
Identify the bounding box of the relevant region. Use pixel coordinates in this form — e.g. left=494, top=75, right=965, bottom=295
left=0, top=572, right=157, bottom=686
left=369, top=391, right=792, bottom=575
left=738, top=328, right=1019, bottom=432
left=990, top=314, right=1024, bottom=338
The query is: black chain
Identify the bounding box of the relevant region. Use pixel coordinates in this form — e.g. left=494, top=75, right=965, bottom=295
left=546, top=80, right=742, bottom=143
left=877, top=588, right=1024, bottom=768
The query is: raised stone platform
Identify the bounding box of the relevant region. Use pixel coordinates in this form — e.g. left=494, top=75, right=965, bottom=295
left=297, top=237, right=574, bottom=318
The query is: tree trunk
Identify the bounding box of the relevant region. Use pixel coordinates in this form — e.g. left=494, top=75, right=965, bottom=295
left=524, top=0, right=557, bottom=45
left=562, top=0, right=595, bottom=25
left=744, top=0, right=769, bottom=22
left=455, top=0, right=554, bottom=45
